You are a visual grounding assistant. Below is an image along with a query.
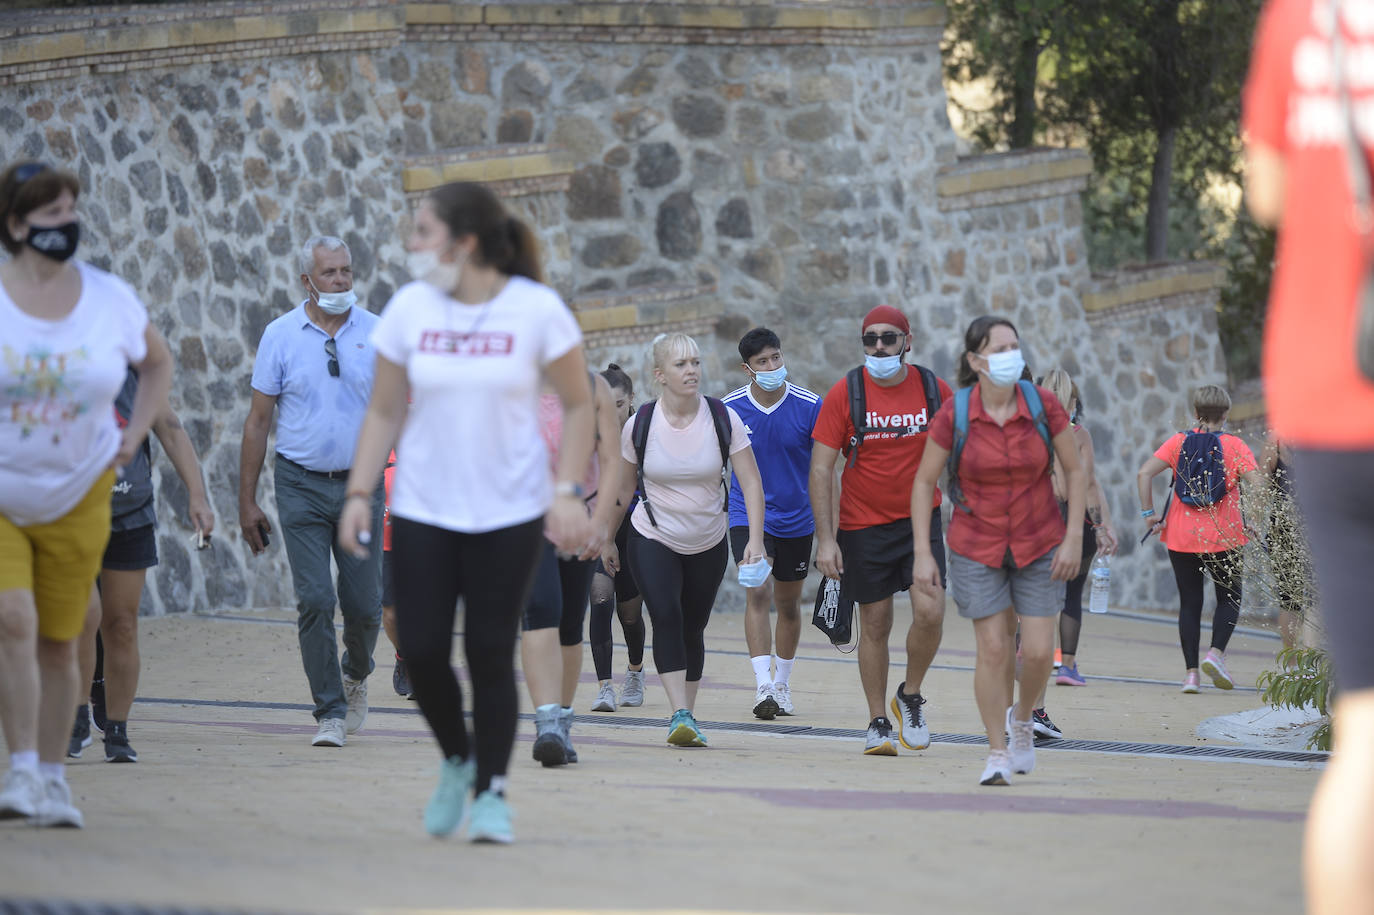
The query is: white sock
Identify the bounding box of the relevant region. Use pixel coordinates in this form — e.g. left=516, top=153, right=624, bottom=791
left=750, top=655, right=772, bottom=689
left=9, top=751, right=38, bottom=773
left=536, top=703, right=559, bottom=715
left=38, top=762, right=64, bottom=782
left=775, top=656, right=794, bottom=686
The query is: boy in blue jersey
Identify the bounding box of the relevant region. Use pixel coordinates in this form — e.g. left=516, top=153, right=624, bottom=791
left=724, top=328, right=824, bottom=719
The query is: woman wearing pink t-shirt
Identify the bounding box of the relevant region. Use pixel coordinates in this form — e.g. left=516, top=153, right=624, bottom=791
left=602, top=333, right=766, bottom=747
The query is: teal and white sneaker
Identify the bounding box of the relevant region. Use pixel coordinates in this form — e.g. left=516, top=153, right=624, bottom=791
left=468, top=790, right=514, bottom=844
left=423, top=756, right=474, bottom=838
left=666, top=709, right=707, bottom=747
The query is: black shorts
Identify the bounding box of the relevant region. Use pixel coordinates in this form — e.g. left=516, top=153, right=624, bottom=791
left=728, top=527, right=813, bottom=583
left=594, top=510, right=640, bottom=602
left=382, top=550, right=395, bottom=607
left=102, top=524, right=158, bottom=572
left=837, top=510, right=946, bottom=605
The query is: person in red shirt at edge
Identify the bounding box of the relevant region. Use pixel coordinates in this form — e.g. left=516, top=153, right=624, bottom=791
left=1244, top=3, right=1374, bottom=911
left=810, top=305, right=953, bottom=756
left=379, top=451, right=413, bottom=699
left=912, top=316, right=1085, bottom=787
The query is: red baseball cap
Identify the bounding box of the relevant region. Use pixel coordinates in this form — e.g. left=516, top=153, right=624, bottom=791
left=862, top=305, right=909, bottom=335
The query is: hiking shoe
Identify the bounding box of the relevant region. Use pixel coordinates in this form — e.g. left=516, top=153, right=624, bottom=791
left=890, top=682, right=930, bottom=750
left=90, top=679, right=107, bottom=733
left=0, top=768, right=43, bottom=820
left=559, top=707, right=578, bottom=764
left=619, top=669, right=645, bottom=707
left=1006, top=707, right=1036, bottom=774
left=590, top=683, right=617, bottom=712
left=312, top=718, right=346, bottom=747
left=752, top=684, right=779, bottom=720
left=392, top=657, right=413, bottom=699
left=103, top=722, right=138, bottom=763
left=1181, top=671, right=1201, bottom=694
left=533, top=706, right=567, bottom=766
left=1032, top=708, right=1063, bottom=740
left=666, top=709, right=707, bottom=747
left=980, top=749, right=1013, bottom=786
left=68, top=705, right=92, bottom=759
left=343, top=675, right=369, bottom=734
left=1201, top=650, right=1235, bottom=690
left=863, top=717, right=898, bottom=756
left=424, top=755, right=475, bottom=838
left=468, top=790, right=514, bottom=844
left=773, top=682, right=795, bottom=716
left=1055, top=664, right=1087, bottom=687
left=33, top=775, right=83, bottom=828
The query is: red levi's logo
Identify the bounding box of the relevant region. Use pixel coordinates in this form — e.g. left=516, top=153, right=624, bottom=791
left=418, top=330, right=514, bottom=356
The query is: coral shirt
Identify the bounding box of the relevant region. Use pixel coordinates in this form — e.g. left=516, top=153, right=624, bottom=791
left=929, top=384, right=1070, bottom=568
left=1152, top=431, right=1258, bottom=554
left=382, top=450, right=396, bottom=552
left=1243, top=0, right=1374, bottom=447
left=812, top=367, right=953, bottom=531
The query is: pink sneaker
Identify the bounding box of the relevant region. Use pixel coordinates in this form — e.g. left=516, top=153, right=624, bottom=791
left=1200, top=651, right=1234, bottom=690
left=1181, top=670, right=1200, bottom=694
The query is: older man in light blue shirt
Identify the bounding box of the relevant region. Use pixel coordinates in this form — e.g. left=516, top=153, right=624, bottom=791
left=239, top=235, right=384, bottom=748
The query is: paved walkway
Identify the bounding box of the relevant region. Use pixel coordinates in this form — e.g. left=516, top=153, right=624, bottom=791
left=0, top=603, right=1314, bottom=914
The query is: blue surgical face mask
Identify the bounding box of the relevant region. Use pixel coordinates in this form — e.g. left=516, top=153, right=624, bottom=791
left=751, top=364, right=787, bottom=392
left=982, top=349, right=1025, bottom=387
left=865, top=353, right=904, bottom=380
left=737, top=556, right=773, bottom=588
left=309, top=278, right=357, bottom=315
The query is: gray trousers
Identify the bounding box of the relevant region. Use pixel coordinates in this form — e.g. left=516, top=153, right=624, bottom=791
left=273, top=455, right=384, bottom=721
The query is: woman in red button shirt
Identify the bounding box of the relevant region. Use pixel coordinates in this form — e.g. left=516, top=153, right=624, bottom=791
left=912, top=316, right=1085, bottom=786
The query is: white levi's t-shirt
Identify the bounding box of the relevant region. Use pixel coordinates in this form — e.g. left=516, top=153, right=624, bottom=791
left=371, top=276, right=582, bottom=534
left=0, top=260, right=149, bottom=526
left=622, top=397, right=752, bottom=555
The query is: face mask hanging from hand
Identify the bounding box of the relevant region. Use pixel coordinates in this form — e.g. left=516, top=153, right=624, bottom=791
left=983, top=349, right=1026, bottom=387
left=737, top=556, right=773, bottom=588
left=751, top=365, right=788, bottom=391
left=25, top=221, right=80, bottom=262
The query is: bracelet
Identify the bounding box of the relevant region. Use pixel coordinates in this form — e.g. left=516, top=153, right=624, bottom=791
left=346, top=490, right=371, bottom=502
left=1140, top=509, right=1155, bottom=518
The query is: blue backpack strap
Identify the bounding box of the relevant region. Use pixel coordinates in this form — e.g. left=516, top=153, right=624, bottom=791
left=630, top=402, right=658, bottom=528
left=1016, top=379, right=1053, bottom=471
left=843, top=366, right=867, bottom=468
left=946, top=387, right=973, bottom=511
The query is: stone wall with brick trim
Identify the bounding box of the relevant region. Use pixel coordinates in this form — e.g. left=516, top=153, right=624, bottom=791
left=0, top=1, right=1229, bottom=616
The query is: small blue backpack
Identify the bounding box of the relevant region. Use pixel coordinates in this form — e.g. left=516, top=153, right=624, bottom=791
left=1173, top=430, right=1230, bottom=507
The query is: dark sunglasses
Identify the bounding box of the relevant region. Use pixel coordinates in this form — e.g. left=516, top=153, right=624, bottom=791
left=861, top=331, right=905, bottom=348
left=325, top=338, right=339, bottom=378
left=13, top=162, right=50, bottom=184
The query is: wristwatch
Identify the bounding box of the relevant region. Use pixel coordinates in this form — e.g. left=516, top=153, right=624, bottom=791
left=554, top=481, right=585, bottom=499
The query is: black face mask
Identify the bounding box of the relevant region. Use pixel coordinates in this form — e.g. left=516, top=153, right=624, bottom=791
left=25, top=220, right=80, bottom=262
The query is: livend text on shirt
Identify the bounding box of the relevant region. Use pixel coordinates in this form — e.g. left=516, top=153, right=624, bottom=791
left=865, top=408, right=929, bottom=438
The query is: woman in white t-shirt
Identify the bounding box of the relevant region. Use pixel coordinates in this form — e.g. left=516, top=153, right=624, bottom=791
left=338, top=181, right=594, bottom=844
left=0, top=161, right=173, bottom=828
left=602, top=333, right=766, bottom=747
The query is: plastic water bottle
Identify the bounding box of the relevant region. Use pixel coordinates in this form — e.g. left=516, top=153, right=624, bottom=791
left=1088, top=554, right=1111, bottom=614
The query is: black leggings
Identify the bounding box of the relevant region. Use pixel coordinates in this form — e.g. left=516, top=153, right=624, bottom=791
left=625, top=530, right=727, bottom=681
left=522, top=542, right=596, bottom=646
left=1168, top=548, right=1241, bottom=670
left=589, top=570, right=645, bottom=681
left=392, top=516, right=544, bottom=795
left=1058, top=518, right=1095, bottom=657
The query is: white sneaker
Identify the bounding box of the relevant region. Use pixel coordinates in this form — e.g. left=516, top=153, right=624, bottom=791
left=590, top=682, right=617, bottom=712
left=980, top=749, right=1013, bottom=786
left=772, top=682, right=794, bottom=716
left=1006, top=706, right=1036, bottom=775
left=312, top=717, right=346, bottom=747
left=0, top=768, right=43, bottom=820
left=33, top=775, right=83, bottom=828
left=619, top=669, right=645, bottom=707
left=752, top=684, right=779, bottom=720
left=343, top=676, right=368, bottom=734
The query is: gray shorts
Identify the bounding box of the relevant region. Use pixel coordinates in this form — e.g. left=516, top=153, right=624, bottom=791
left=949, top=549, right=1065, bottom=621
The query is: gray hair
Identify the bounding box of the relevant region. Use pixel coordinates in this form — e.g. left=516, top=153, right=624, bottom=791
left=299, top=235, right=350, bottom=275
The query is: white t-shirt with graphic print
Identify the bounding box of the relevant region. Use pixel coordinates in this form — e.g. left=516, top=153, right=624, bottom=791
left=0, top=260, right=149, bottom=526
left=371, top=276, right=582, bottom=534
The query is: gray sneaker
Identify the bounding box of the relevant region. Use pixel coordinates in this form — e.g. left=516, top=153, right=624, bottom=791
left=343, top=675, right=368, bottom=734
left=863, top=717, right=898, bottom=756
left=590, top=683, right=617, bottom=712
left=619, top=669, right=645, bottom=707
left=559, top=707, right=578, bottom=764
left=68, top=705, right=92, bottom=759
left=311, top=717, right=346, bottom=747
left=532, top=706, right=567, bottom=767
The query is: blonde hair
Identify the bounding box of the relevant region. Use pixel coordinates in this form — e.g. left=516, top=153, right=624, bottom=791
left=1039, top=368, right=1079, bottom=416
left=645, top=332, right=701, bottom=396
left=1192, top=384, right=1232, bottom=424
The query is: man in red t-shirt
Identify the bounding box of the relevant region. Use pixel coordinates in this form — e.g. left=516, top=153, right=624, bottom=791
left=810, top=304, right=953, bottom=756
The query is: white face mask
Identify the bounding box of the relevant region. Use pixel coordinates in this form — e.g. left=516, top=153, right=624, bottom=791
left=982, top=349, right=1026, bottom=387
left=407, top=249, right=463, bottom=293
left=308, top=278, right=356, bottom=315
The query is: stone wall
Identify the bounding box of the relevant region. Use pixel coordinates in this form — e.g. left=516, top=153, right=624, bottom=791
left=0, top=0, right=1229, bottom=614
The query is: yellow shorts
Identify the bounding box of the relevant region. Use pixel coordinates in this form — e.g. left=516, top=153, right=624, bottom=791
left=0, top=469, right=115, bottom=641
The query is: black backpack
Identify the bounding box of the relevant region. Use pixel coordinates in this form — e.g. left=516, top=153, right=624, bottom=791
left=630, top=398, right=732, bottom=528
left=841, top=364, right=943, bottom=468
left=1174, top=430, right=1230, bottom=507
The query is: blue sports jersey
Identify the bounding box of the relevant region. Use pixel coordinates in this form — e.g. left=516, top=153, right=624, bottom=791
left=724, top=381, right=823, bottom=537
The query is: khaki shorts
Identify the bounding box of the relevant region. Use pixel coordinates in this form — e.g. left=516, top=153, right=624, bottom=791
left=0, top=469, right=114, bottom=641
left=949, top=548, right=1065, bottom=621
